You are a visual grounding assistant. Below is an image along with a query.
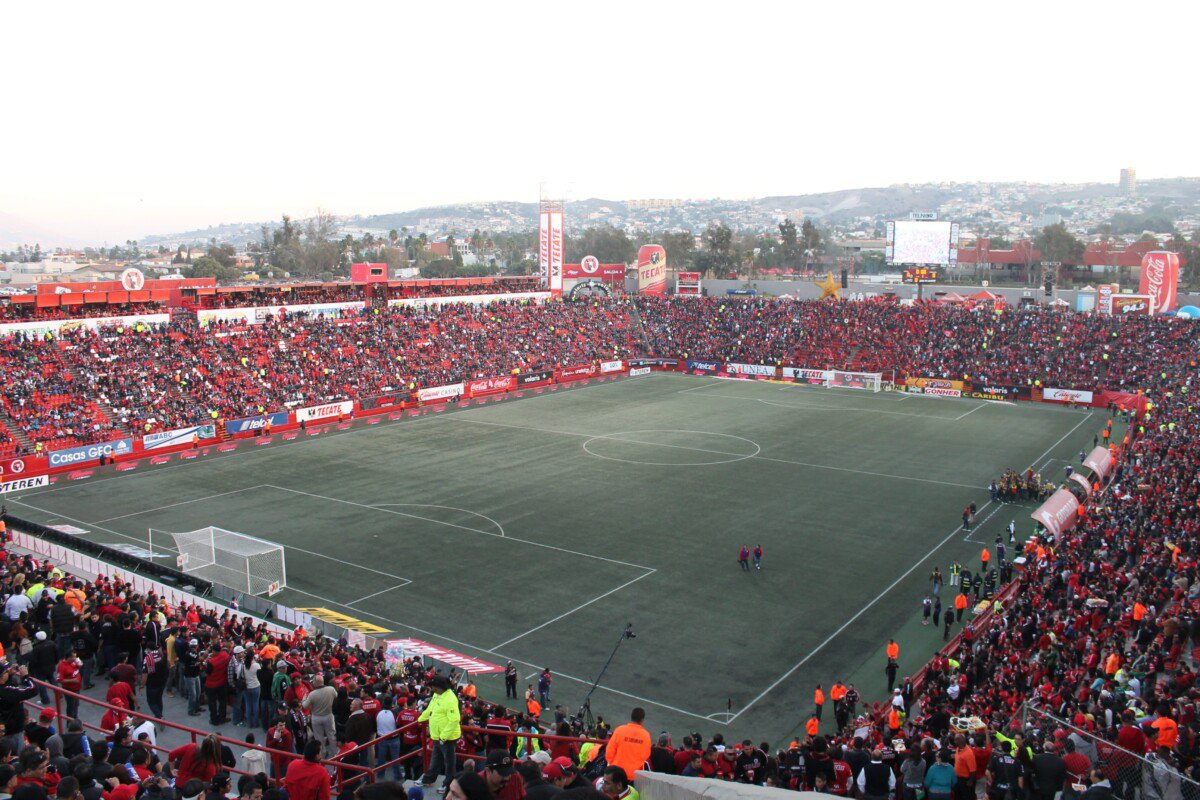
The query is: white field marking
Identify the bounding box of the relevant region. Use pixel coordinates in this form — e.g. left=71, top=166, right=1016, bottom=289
left=694, top=392, right=958, bottom=419
left=727, top=409, right=1097, bottom=722
left=373, top=503, right=506, bottom=538
left=265, top=485, right=654, bottom=572
left=450, top=416, right=981, bottom=490
left=90, top=486, right=266, bottom=523
left=6, top=494, right=414, bottom=587
left=676, top=378, right=730, bottom=394
left=346, top=583, right=411, bottom=607
left=581, top=430, right=761, bottom=467
left=15, top=374, right=655, bottom=502
left=962, top=504, right=1006, bottom=542
left=264, top=583, right=718, bottom=722
left=492, top=568, right=657, bottom=649
left=953, top=404, right=987, bottom=421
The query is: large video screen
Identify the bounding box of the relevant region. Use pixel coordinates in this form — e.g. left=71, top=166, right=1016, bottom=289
left=889, top=220, right=954, bottom=265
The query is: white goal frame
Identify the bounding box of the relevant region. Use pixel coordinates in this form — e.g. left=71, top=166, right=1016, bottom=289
left=826, top=370, right=888, bottom=392
left=150, top=526, right=287, bottom=597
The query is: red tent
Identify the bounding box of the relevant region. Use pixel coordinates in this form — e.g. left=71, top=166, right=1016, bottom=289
left=969, top=289, right=1004, bottom=302
left=937, top=292, right=968, bottom=303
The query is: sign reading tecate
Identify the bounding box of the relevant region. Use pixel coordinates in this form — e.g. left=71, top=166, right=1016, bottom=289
left=49, top=438, right=134, bottom=468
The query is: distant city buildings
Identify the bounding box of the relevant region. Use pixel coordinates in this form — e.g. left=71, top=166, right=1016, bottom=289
left=1120, top=168, right=1137, bottom=196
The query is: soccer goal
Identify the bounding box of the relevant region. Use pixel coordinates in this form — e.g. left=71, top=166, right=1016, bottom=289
left=150, top=526, right=287, bottom=597
left=827, top=370, right=886, bottom=392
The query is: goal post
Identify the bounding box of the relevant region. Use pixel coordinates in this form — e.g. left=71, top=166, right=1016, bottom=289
left=150, top=526, right=287, bottom=596
left=826, top=370, right=887, bottom=392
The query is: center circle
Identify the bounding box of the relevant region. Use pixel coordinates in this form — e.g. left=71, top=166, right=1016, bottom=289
left=581, top=429, right=761, bottom=466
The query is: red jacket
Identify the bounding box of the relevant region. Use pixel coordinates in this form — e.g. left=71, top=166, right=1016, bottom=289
left=205, top=651, right=230, bottom=689
left=284, top=759, right=331, bottom=800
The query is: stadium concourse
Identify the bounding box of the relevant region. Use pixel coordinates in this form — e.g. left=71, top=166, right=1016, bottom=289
left=0, top=292, right=1199, bottom=800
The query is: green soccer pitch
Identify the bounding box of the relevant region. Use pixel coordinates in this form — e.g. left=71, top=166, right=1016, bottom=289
left=6, top=373, right=1104, bottom=743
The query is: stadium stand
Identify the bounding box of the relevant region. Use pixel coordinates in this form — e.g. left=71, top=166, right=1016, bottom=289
left=2, top=293, right=1200, bottom=797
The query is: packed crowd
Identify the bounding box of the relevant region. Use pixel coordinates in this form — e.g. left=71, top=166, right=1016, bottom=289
left=0, top=303, right=167, bottom=323
left=1, top=296, right=1197, bottom=452
left=202, top=289, right=364, bottom=309
left=1, top=294, right=1200, bottom=800
left=382, top=279, right=541, bottom=301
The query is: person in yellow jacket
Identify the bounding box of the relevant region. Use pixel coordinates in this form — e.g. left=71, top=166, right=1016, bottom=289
left=417, top=675, right=461, bottom=792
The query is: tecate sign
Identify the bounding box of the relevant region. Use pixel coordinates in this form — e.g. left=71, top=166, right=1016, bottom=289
left=296, top=400, right=354, bottom=422
left=0, top=475, right=49, bottom=495
left=49, top=438, right=134, bottom=467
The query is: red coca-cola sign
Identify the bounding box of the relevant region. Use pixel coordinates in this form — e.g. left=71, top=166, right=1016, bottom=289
left=467, top=376, right=516, bottom=396
left=1139, top=251, right=1180, bottom=314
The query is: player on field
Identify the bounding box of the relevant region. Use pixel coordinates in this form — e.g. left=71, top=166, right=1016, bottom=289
left=738, top=546, right=751, bottom=572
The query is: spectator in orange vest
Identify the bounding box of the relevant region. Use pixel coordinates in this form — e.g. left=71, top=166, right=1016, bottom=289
left=954, top=592, right=968, bottom=623
left=606, top=708, right=652, bottom=781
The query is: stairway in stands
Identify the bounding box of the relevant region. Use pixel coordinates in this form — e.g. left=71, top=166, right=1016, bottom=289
left=628, top=301, right=655, bottom=354
left=0, top=410, right=35, bottom=455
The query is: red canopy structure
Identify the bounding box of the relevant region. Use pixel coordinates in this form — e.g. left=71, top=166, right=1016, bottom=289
left=937, top=292, right=968, bottom=303
left=969, top=289, right=1004, bottom=302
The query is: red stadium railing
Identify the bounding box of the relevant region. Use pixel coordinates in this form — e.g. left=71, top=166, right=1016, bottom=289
left=28, top=679, right=605, bottom=790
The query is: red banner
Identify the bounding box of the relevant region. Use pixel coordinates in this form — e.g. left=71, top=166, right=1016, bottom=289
left=467, top=376, right=516, bottom=397
left=637, top=245, right=667, bottom=295
left=558, top=364, right=596, bottom=381
left=0, top=456, right=36, bottom=479
left=1139, top=251, right=1180, bottom=314
left=1112, top=294, right=1151, bottom=316
left=563, top=262, right=626, bottom=280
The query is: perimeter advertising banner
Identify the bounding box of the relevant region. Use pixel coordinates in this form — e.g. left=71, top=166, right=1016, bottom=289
left=539, top=210, right=564, bottom=295
left=224, top=412, right=290, bottom=435
left=49, top=438, right=134, bottom=467
left=637, top=245, right=667, bottom=295
left=143, top=424, right=216, bottom=450
left=1139, top=251, right=1180, bottom=314
left=1097, top=283, right=1118, bottom=315
left=1112, top=295, right=1152, bottom=316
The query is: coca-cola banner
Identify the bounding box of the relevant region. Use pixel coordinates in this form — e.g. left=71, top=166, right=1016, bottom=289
left=467, top=376, right=516, bottom=396
left=1139, top=251, right=1180, bottom=314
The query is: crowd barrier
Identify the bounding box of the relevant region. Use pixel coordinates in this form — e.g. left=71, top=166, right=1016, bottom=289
left=27, top=679, right=606, bottom=791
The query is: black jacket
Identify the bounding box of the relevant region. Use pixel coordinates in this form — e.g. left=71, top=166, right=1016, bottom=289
left=50, top=602, right=76, bottom=635
left=0, top=676, right=38, bottom=733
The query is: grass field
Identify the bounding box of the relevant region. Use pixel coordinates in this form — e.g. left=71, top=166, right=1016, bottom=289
left=7, top=373, right=1104, bottom=743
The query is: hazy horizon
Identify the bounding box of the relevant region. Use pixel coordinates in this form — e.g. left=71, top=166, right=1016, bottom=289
left=5, top=0, right=1196, bottom=245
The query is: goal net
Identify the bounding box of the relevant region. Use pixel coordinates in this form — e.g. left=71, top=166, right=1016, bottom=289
left=827, top=371, right=885, bottom=392
left=151, top=526, right=286, bottom=596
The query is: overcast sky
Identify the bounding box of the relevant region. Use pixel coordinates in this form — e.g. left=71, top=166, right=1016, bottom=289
left=4, top=0, right=1195, bottom=243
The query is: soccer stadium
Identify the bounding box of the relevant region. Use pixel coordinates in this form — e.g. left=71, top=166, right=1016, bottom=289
left=3, top=5, right=1199, bottom=799
left=1, top=266, right=1198, bottom=797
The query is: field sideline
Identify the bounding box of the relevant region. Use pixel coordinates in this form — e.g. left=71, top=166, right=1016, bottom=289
left=6, top=372, right=1102, bottom=742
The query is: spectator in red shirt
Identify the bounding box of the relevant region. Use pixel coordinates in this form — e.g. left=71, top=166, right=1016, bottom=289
left=170, top=735, right=224, bottom=786
left=284, top=740, right=331, bottom=800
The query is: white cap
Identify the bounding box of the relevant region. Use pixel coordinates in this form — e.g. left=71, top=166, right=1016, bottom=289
left=35, top=631, right=47, bottom=641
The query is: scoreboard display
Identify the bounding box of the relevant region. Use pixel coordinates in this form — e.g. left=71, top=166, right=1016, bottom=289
left=902, top=268, right=940, bottom=284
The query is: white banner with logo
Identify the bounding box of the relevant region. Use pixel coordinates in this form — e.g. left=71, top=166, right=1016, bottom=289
left=599, top=360, right=624, bottom=374
left=727, top=363, right=775, bottom=377
left=1043, top=388, right=1094, bottom=404
left=0, top=313, right=170, bottom=340
left=143, top=424, right=216, bottom=450
left=925, top=387, right=963, bottom=398
left=783, top=367, right=833, bottom=381
left=387, top=292, right=550, bottom=310
left=418, top=383, right=464, bottom=403
left=0, top=475, right=49, bottom=495
left=196, top=302, right=365, bottom=327
left=628, top=367, right=651, bottom=377
left=296, top=400, right=354, bottom=423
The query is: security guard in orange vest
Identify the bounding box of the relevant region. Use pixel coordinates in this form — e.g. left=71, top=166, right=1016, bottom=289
left=886, top=639, right=899, bottom=661
left=813, top=684, right=825, bottom=720
left=805, top=715, right=819, bottom=738
left=954, top=591, right=968, bottom=622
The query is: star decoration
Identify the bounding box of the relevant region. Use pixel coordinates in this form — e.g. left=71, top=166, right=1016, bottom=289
left=815, top=271, right=841, bottom=300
